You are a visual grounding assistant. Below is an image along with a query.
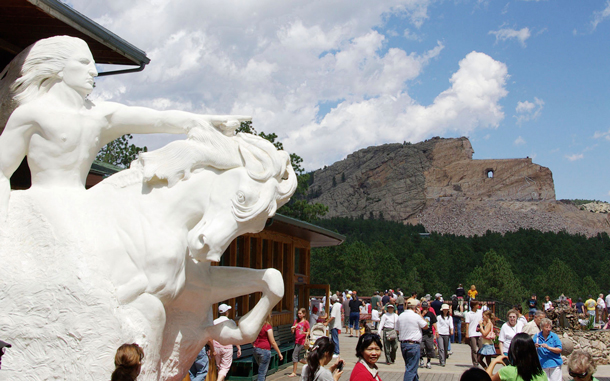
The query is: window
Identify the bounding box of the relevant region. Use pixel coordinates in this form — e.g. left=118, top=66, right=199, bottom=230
left=486, top=169, right=494, bottom=178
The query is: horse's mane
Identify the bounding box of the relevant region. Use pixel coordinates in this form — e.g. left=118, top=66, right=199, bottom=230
left=101, top=127, right=294, bottom=192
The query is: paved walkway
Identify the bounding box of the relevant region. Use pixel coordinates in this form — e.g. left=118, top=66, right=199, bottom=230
left=267, top=333, right=610, bottom=381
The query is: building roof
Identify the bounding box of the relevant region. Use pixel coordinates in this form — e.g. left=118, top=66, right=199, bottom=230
left=0, top=0, right=150, bottom=72
left=267, top=214, right=345, bottom=248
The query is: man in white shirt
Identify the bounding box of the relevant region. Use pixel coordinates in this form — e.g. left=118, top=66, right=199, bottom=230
left=464, top=300, right=483, bottom=368
left=325, top=295, right=343, bottom=357
left=395, top=299, right=427, bottom=381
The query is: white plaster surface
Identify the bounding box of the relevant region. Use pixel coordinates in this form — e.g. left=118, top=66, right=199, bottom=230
left=0, top=36, right=297, bottom=380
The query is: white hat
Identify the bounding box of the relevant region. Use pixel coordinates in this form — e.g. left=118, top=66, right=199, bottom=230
left=441, top=304, right=450, bottom=311
left=219, top=303, right=232, bottom=313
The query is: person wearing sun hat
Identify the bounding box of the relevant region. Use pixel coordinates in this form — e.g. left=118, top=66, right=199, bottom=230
left=213, top=303, right=241, bottom=381
left=378, top=304, right=398, bottom=365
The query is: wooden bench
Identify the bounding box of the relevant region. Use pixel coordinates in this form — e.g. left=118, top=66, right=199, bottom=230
left=226, top=324, right=295, bottom=381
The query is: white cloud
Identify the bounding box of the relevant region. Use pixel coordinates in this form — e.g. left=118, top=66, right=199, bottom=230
left=593, top=128, right=610, bottom=141
left=565, top=153, right=584, bottom=161
left=514, top=136, right=526, bottom=145
left=591, top=1, right=610, bottom=31
left=489, top=27, right=531, bottom=47
left=69, top=0, right=511, bottom=170
left=515, top=97, right=544, bottom=125
left=403, top=28, right=422, bottom=41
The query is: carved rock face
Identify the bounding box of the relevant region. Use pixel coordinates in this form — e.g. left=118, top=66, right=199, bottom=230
left=307, top=137, right=610, bottom=237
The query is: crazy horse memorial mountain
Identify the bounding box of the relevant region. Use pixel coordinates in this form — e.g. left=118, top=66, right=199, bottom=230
left=307, top=137, right=610, bottom=237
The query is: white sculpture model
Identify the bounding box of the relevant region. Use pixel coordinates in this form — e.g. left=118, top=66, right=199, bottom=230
left=0, top=36, right=297, bottom=380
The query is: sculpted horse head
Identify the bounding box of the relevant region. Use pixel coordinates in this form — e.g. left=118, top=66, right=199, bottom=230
left=100, top=127, right=297, bottom=265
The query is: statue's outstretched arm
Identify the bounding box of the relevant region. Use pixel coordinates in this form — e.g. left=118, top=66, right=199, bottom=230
left=101, top=102, right=250, bottom=144
left=0, top=110, right=37, bottom=222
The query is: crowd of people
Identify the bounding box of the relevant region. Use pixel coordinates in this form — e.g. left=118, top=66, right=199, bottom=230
left=104, top=284, right=609, bottom=381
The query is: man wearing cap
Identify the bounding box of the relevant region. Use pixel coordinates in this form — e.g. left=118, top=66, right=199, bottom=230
left=325, top=295, right=343, bottom=357
left=396, top=289, right=405, bottom=315
left=396, top=298, right=427, bottom=381
left=213, top=304, right=241, bottom=381
left=342, top=293, right=351, bottom=334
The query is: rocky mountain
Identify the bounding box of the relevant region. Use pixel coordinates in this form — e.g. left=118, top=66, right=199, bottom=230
left=307, top=137, right=610, bottom=237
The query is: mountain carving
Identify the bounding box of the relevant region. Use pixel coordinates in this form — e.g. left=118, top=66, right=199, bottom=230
left=307, top=137, right=610, bottom=237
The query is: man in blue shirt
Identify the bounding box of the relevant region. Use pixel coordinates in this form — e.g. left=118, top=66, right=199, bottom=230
left=534, top=318, right=562, bottom=381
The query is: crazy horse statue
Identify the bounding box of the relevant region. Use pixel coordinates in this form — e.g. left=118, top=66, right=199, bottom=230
left=0, top=36, right=297, bottom=380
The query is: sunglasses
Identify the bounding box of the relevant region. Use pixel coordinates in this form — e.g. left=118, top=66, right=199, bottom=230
left=568, top=369, right=588, bottom=378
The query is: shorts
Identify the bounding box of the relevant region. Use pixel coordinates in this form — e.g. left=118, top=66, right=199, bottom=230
left=349, top=311, right=360, bottom=330
left=292, top=344, right=304, bottom=362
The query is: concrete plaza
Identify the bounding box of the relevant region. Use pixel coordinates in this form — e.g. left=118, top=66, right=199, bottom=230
left=267, top=333, right=610, bottom=381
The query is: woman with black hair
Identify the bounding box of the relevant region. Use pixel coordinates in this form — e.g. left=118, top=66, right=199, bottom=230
left=350, top=333, right=382, bottom=381
left=301, top=337, right=344, bottom=381
left=486, top=333, right=548, bottom=381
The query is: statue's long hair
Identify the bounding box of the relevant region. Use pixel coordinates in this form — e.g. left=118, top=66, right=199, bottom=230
left=0, top=36, right=88, bottom=129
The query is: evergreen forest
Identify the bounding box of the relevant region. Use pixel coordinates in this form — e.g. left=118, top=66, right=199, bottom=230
left=310, top=218, right=610, bottom=306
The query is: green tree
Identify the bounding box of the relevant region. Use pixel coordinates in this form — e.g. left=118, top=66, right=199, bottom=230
left=466, top=249, right=525, bottom=305
left=581, top=276, right=600, bottom=299
left=96, top=134, right=147, bottom=168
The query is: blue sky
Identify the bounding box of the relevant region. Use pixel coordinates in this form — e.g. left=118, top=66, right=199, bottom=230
left=72, top=0, right=610, bottom=202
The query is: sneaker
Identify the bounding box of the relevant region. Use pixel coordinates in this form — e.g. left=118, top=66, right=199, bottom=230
left=426, top=362, right=431, bottom=369
left=448, top=351, right=453, bottom=355
left=332, top=354, right=339, bottom=358
left=419, top=360, right=424, bottom=368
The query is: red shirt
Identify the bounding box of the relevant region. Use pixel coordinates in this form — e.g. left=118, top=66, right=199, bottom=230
left=349, top=361, right=382, bottom=381
left=253, top=323, right=272, bottom=350
left=293, top=319, right=310, bottom=345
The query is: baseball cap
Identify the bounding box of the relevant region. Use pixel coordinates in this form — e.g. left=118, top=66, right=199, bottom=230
left=219, top=303, right=231, bottom=313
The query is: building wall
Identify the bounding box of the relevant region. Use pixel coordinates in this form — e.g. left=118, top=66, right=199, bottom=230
left=213, top=230, right=312, bottom=327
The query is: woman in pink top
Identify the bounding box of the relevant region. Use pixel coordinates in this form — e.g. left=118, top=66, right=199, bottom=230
left=253, top=314, right=283, bottom=381
left=289, top=308, right=310, bottom=377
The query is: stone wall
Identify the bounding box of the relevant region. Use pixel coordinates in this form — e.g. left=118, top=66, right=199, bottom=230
left=559, top=330, right=610, bottom=365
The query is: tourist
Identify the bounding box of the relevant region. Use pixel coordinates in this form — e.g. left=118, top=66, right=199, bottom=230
left=499, top=309, right=524, bottom=355
left=431, top=294, right=443, bottom=316
left=437, top=304, right=454, bottom=367
left=213, top=304, right=242, bottom=381
left=289, top=308, right=310, bottom=377
left=567, top=350, right=598, bottom=381
left=310, top=307, right=320, bottom=328
left=343, top=294, right=351, bottom=334
left=528, top=294, right=538, bottom=319
left=452, top=295, right=464, bottom=344
left=585, top=295, right=597, bottom=325
left=486, top=333, right=546, bottom=381
left=326, top=295, right=343, bottom=357
left=468, top=285, right=478, bottom=302
left=301, top=337, right=344, bottom=381
left=576, top=298, right=585, bottom=314
left=395, top=299, right=427, bottom=381
left=544, top=296, right=554, bottom=312
left=350, top=333, right=383, bottom=381
left=378, top=304, right=399, bottom=365
left=406, top=292, right=418, bottom=306
left=534, top=318, right=562, bottom=381
left=111, top=343, right=144, bottom=381
left=465, top=300, right=483, bottom=368
left=418, top=301, right=437, bottom=369
left=605, top=292, right=610, bottom=323
left=460, top=367, right=492, bottom=381
left=349, top=292, right=363, bottom=337
left=381, top=291, right=391, bottom=308
left=596, top=294, right=605, bottom=324
left=477, top=310, right=496, bottom=369
left=523, top=310, right=545, bottom=337
left=514, top=305, right=528, bottom=327
left=189, top=342, right=211, bottom=381
left=396, top=289, right=405, bottom=315
left=253, top=314, right=283, bottom=381
left=371, top=291, right=382, bottom=312
left=456, top=284, right=466, bottom=309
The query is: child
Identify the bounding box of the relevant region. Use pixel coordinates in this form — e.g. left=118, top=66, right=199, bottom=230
left=468, top=285, right=478, bottom=301
left=290, top=308, right=310, bottom=377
